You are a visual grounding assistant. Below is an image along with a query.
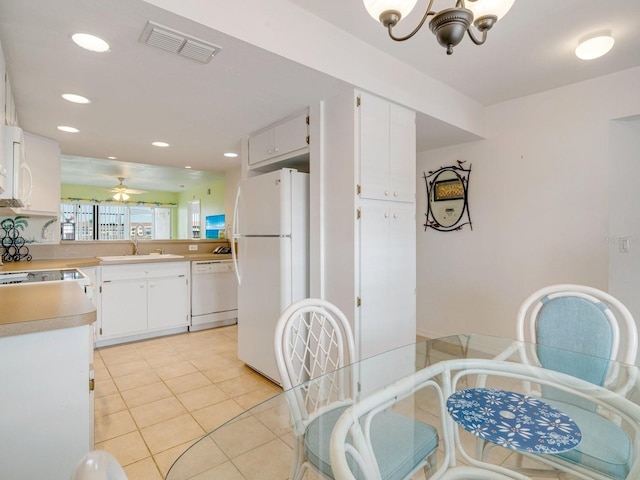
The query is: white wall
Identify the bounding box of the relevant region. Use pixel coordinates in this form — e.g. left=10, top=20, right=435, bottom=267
left=416, top=67, right=640, bottom=339
left=609, top=116, right=640, bottom=331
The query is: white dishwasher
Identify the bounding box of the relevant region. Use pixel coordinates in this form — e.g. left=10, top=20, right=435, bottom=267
left=190, top=260, right=238, bottom=331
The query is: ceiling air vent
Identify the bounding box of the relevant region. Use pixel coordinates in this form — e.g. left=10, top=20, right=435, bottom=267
left=139, top=21, right=221, bottom=63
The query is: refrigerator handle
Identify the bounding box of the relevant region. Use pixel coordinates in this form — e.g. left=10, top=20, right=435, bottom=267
left=231, top=185, right=241, bottom=286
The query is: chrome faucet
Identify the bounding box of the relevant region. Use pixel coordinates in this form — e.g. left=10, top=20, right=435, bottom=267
left=132, top=224, right=143, bottom=255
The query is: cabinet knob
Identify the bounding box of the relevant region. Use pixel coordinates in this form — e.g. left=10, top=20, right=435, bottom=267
left=384, top=190, right=389, bottom=196
left=393, top=213, right=398, bottom=219
left=384, top=212, right=389, bottom=218
left=274, top=147, right=279, bottom=153
left=393, top=191, right=398, bottom=197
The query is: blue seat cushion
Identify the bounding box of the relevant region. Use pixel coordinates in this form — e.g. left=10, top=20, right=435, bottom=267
left=545, top=399, right=632, bottom=480
left=304, top=405, right=438, bottom=480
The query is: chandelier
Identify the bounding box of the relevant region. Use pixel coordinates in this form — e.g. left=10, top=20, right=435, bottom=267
left=363, top=0, right=515, bottom=55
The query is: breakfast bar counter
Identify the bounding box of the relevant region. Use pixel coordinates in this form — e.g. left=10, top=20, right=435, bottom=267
left=0, top=281, right=96, bottom=337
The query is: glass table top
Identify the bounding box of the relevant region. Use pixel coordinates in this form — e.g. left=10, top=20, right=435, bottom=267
left=165, top=334, right=640, bottom=480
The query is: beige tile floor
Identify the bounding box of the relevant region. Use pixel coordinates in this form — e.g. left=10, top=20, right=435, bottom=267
left=94, top=325, right=282, bottom=480
left=94, top=330, right=557, bottom=480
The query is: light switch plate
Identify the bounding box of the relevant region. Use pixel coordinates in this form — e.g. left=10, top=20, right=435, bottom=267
left=189, top=245, right=198, bottom=251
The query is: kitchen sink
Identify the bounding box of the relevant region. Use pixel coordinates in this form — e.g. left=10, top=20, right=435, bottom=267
left=97, top=254, right=184, bottom=261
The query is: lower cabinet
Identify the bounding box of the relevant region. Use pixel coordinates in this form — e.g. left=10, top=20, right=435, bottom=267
left=358, top=201, right=416, bottom=360
left=97, top=262, right=190, bottom=345
left=0, top=324, right=92, bottom=480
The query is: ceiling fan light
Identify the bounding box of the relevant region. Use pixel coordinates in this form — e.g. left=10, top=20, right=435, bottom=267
left=113, top=192, right=129, bottom=201
left=465, top=0, right=515, bottom=22
left=575, top=33, right=615, bottom=60
left=363, top=0, right=417, bottom=24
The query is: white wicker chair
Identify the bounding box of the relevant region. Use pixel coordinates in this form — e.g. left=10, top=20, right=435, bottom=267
left=481, top=284, right=639, bottom=479
left=330, top=358, right=640, bottom=480
left=274, top=298, right=439, bottom=480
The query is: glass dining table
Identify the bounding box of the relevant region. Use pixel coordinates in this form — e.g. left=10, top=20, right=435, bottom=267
left=165, top=334, right=640, bottom=480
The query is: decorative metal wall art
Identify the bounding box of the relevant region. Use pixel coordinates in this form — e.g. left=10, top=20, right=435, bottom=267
left=424, top=161, right=472, bottom=232
left=1, top=216, right=32, bottom=262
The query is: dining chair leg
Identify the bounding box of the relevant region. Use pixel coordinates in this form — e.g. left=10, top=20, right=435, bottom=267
left=424, top=451, right=438, bottom=478
left=290, top=440, right=306, bottom=480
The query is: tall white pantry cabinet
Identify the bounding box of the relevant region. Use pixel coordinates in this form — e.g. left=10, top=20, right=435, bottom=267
left=322, top=89, right=416, bottom=361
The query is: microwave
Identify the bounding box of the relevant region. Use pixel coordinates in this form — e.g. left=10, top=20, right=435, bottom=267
left=0, top=126, right=32, bottom=207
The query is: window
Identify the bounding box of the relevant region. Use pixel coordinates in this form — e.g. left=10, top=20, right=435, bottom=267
left=60, top=202, right=172, bottom=240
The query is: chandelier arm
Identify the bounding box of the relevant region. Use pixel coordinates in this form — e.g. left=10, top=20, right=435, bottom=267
left=387, top=0, right=437, bottom=42
left=466, top=27, right=488, bottom=46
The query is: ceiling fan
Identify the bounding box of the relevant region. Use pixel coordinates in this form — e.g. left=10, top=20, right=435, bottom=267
left=108, top=177, right=146, bottom=201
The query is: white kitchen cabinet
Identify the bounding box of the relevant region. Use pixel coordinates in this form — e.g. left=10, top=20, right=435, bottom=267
left=0, top=324, right=93, bottom=480
left=14, top=132, right=60, bottom=216
left=248, top=109, right=309, bottom=167
left=322, top=89, right=416, bottom=361
left=358, top=202, right=415, bottom=359
left=359, top=91, right=415, bottom=203
left=101, top=279, right=148, bottom=338
left=4, top=73, right=17, bottom=126
left=1, top=42, right=18, bottom=127
left=97, top=261, right=190, bottom=345
left=147, top=275, right=191, bottom=330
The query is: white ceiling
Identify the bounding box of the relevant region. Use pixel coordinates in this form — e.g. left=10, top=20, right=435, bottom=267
left=291, top=0, right=640, bottom=106
left=0, top=0, right=639, bottom=192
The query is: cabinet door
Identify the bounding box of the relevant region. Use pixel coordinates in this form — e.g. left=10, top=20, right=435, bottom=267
left=101, top=280, right=147, bottom=337
left=389, top=104, right=416, bottom=202
left=147, top=276, right=189, bottom=330
left=388, top=203, right=416, bottom=344
left=21, top=132, right=61, bottom=215
left=358, top=203, right=392, bottom=360
left=274, top=112, right=308, bottom=158
left=359, top=92, right=390, bottom=201
left=248, top=128, right=274, bottom=165
left=358, top=202, right=416, bottom=360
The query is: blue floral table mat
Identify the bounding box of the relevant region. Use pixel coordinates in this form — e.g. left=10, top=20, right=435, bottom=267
left=447, top=388, right=581, bottom=454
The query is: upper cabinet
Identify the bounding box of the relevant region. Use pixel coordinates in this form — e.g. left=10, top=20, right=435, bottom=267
left=4, top=74, right=17, bottom=127
left=248, top=109, right=309, bottom=171
left=18, top=132, right=60, bottom=216
left=1, top=42, right=18, bottom=127
left=358, top=91, right=415, bottom=203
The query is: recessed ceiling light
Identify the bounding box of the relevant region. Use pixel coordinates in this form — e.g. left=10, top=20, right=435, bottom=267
left=71, top=33, right=110, bottom=53
left=575, top=31, right=615, bottom=60
left=62, top=93, right=91, bottom=104
left=224, top=152, right=238, bottom=158
left=185, top=166, right=192, bottom=169
left=107, top=156, right=117, bottom=160
left=151, top=141, right=169, bottom=147
left=57, top=126, right=79, bottom=133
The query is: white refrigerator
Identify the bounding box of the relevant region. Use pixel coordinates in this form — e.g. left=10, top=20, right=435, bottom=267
left=232, top=168, right=309, bottom=383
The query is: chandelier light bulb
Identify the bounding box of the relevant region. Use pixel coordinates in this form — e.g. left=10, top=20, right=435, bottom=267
left=363, top=0, right=418, bottom=24
left=575, top=32, right=615, bottom=60
left=464, top=0, right=515, bottom=22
